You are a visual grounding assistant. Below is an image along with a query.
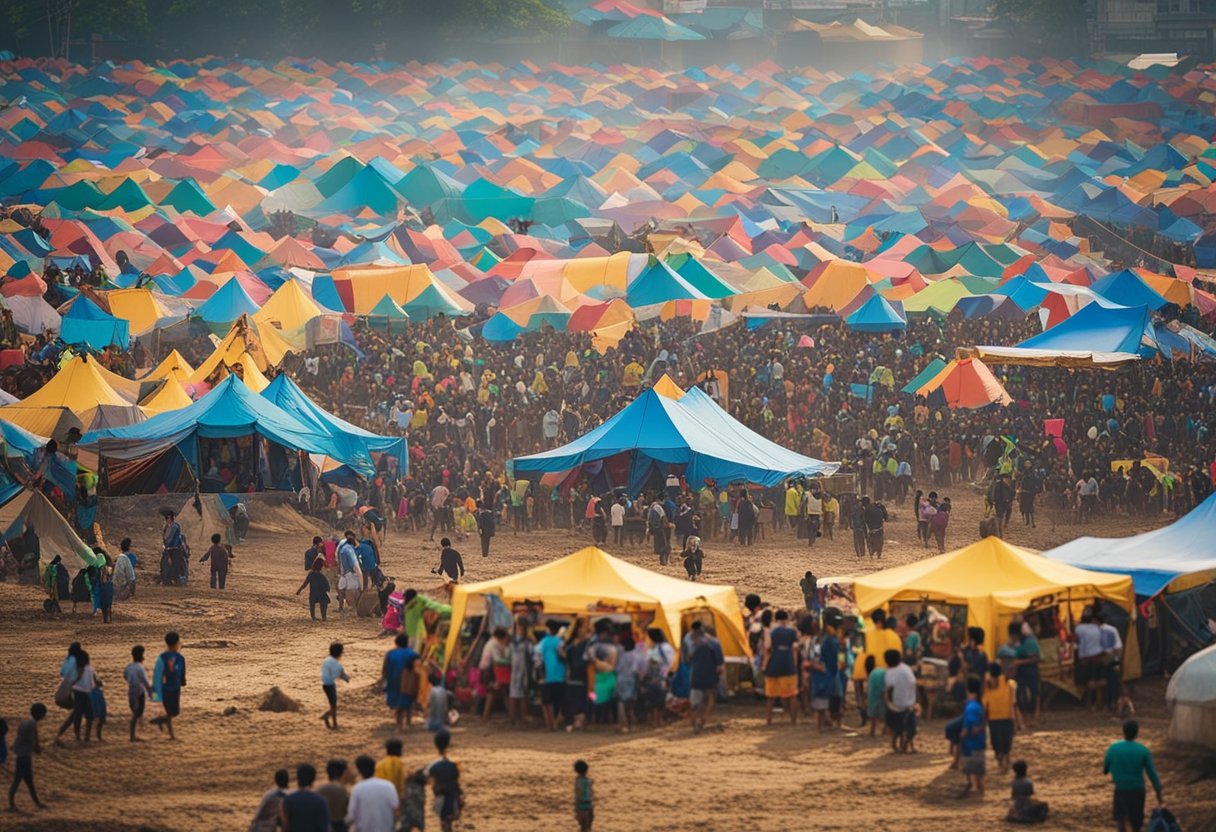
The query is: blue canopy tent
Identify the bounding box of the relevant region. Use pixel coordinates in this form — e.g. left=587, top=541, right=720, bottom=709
left=511, top=375, right=838, bottom=492
left=60, top=296, right=130, bottom=350
left=79, top=375, right=374, bottom=494
left=261, top=374, right=407, bottom=478
left=974, top=302, right=1157, bottom=367
left=1042, top=492, right=1216, bottom=672
left=845, top=294, right=906, bottom=332
left=194, top=279, right=261, bottom=332
left=1089, top=270, right=1169, bottom=310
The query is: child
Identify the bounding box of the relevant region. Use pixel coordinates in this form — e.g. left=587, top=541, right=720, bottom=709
left=124, top=645, right=151, bottom=742
left=7, top=703, right=47, bottom=811
left=321, top=642, right=350, bottom=730
left=574, top=759, right=594, bottom=832
left=426, top=673, right=451, bottom=732
left=1007, top=760, right=1049, bottom=823
left=199, top=533, right=231, bottom=590
left=865, top=655, right=885, bottom=737
left=401, top=768, right=428, bottom=832
left=89, top=678, right=108, bottom=742
left=98, top=564, right=114, bottom=624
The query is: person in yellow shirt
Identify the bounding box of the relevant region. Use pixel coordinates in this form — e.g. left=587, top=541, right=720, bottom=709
left=852, top=610, right=903, bottom=727
left=983, top=663, right=1018, bottom=774
left=375, top=737, right=407, bottom=800
left=784, top=481, right=802, bottom=535
left=622, top=360, right=643, bottom=389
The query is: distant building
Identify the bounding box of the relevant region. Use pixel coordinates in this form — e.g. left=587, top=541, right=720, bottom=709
left=1095, top=0, right=1216, bottom=56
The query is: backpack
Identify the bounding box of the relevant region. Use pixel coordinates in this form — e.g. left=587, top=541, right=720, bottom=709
left=1148, top=808, right=1182, bottom=832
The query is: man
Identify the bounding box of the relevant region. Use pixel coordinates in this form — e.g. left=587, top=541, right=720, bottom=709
left=347, top=755, right=399, bottom=832
left=883, top=649, right=918, bottom=753
left=280, top=763, right=329, bottom=832
left=336, top=531, right=360, bottom=613
left=537, top=619, right=567, bottom=731
left=428, top=482, right=450, bottom=540
left=402, top=588, right=451, bottom=652
left=476, top=500, right=495, bottom=557
left=316, top=760, right=349, bottom=832
left=424, top=731, right=461, bottom=832
left=1074, top=608, right=1105, bottom=710
left=357, top=535, right=379, bottom=592
left=1078, top=472, right=1100, bottom=523
left=1097, top=612, right=1125, bottom=713
left=687, top=622, right=724, bottom=733
left=610, top=496, right=626, bottom=546
left=784, top=480, right=801, bottom=535
left=1104, top=720, right=1162, bottom=832
left=992, top=473, right=1015, bottom=532
left=379, top=635, right=420, bottom=731
left=803, top=485, right=822, bottom=548
left=851, top=495, right=868, bottom=559
left=7, top=702, right=47, bottom=811
left=437, top=538, right=464, bottom=584
left=862, top=496, right=888, bottom=559
left=150, top=631, right=186, bottom=740
left=852, top=610, right=901, bottom=727
left=799, top=571, right=818, bottom=614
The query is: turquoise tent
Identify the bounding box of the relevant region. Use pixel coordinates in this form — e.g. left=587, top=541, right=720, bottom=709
left=195, top=279, right=261, bottom=330
left=668, top=253, right=736, bottom=300
left=846, top=294, right=906, bottom=332
left=367, top=294, right=411, bottom=332
left=626, top=257, right=710, bottom=307
left=60, top=297, right=130, bottom=350
left=401, top=284, right=470, bottom=320
left=901, top=357, right=948, bottom=395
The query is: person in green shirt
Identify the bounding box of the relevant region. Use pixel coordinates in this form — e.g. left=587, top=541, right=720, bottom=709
left=402, top=588, right=451, bottom=651
left=1103, top=720, right=1162, bottom=832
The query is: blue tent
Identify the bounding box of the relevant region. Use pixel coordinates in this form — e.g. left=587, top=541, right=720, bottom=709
left=80, top=375, right=375, bottom=491
left=367, top=294, right=411, bottom=332
left=512, top=376, right=838, bottom=490
left=400, top=284, right=470, bottom=320
left=60, top=297, right=129, bottom=350
left=1016, top=302, right=1157, bottom=357
left=1042, top=492, right=1216, bottom=597
left=845, top=294, right=906, bottom=332
left=901, top=357, right=948, bottom=395
left=626, top=258, right=710, bottom=307
left=1090, top=269, right=1169, bottom=310
left=481, top=312, right=524, bottom=343
left=195, top=279, right=260, bottom=329
left=261, top=374, right=407, bottom=476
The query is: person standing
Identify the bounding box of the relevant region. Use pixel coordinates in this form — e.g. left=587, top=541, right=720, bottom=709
left=763, top=610, right=799, bottom=726
left=476, top=501, right=495, bottom=558
left=379, top=634, right=420, bottom=732
left=687, top=622, right=724, bottom=734
left=960, top=677, right=987, bottom=797
left=150, top=631, right=186, bottom=740
left=799, top=571, right=818, bottom=614
left=322, top=642, right=350, bottom=730
left=199, top=533, right=231, bottom=590
left=610, top=497, right=626, bottom=546
left=436, top=538, right=464, bottom=584
left=316, top=760, right=350, bottom=832
left=347, top=755, right=399, bottom=832
left=336, top=531, right=360, bottom=613
left=573, top=759, right=594, bottom=832
left=305, top=536, right=324, bottom=572
left=114, top=539, right=137, bottom=601
left=1075, top=608, right=1105, bottom=710
left=250, top=769, right=290, bottom=832
left=508, top=616, right=534, bottom=727
left=161, top=510, right=189, bottom=586
left=882, top=649, right=918, bottom=753
left=862, top=496, right=888, bottom=559
left=1104, top=720, right=1163, bottom=832
left=537, top=619, right=567, bottom=732
left=7, top=703, right=47, bottom=812
left=280, top=764, right=329, bottom=832
left=983, top=662, right=1017, bottom=775
left=803, top=485, right=822, bottom=547
left=930, top=497, right=951, bottom=553
left=123, top=644, right=151, bottom=742
left=297, top=558, right=332, bottom=621
left=851, top=496, right=868, bottom=559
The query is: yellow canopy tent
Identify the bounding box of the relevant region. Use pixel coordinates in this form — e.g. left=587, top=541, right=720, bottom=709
left=139, top=349, right=195, bottom=385
left=0, top=355, right=143, bottom=436
left=444, top=546, right=750, bottom=666
left=104, top=288, right=174, bottom=337
left=852, top=536, right=1140, bottom=682
left=252, top=278, right=324, bottom=332
left=138, top=378, right=195, bottom=415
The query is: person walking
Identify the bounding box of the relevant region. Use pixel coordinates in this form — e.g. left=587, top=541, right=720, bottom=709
left=7, top=703, right=47, bottom=812
left=424, top=731, right=462, bottom=832
left=199, top=533, right=231, bottom=590
left=1104, top=720, right=1163, bottom=832
left=250, top=769, right=290, bottom=832
left=280, top=763, right=330, bottom=832
left=149, top=631, right=186, bottom=740
left=436, top=538, right=464, bottom=584
left=803, top=485, right=822, bottom=547
left=347, top=755, right=399, bottom=832
left=763, top=610, right=799, bottom=726
left=476, top=500, right=495, bottom=557
left=160, top=510, right=189, bottom=586
left=296, top=557, right=332, bottom=621
left=55, top=649, right=97, bottom=745
left=322, top=642, right=350, bottom=730
left=336, top=530, right=361, bottom=613
left=123, top=645, right=151, bottom=742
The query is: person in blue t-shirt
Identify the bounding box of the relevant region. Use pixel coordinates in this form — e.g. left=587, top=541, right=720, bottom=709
left=537, top=620, right=567, bottom=732
left=357, top=538, right=379, bottom=591
left=150, top=631, right=186, bottom=740
left=960, top=677, right=987, bottom=798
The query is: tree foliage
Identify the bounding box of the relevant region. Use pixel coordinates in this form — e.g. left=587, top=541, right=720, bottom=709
left=2, top=0, right=570, bottom=61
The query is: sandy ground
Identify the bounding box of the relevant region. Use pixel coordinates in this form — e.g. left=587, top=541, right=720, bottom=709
left=1, top=489, right=1214, bottom=832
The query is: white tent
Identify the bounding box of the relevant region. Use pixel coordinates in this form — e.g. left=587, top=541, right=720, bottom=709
left=0, top=488, right=99, bottom=567
left=1167, top=643, right=1216, bottom=750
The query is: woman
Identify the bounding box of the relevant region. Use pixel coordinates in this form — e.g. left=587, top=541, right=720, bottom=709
left=478, top=627, right=512, bottom=722
left=930, top=497, right=950, bottom=553
left=508, top=616, right=533, bottom=727
left=55, top=649, right=97, bottom=744
left=295, top=557, right=331, bottom=621
left=589, top=624, right=618, bottom=726
left=97, top=560, right=115, bottom=624
left=44, top=555, right=70, bottom=612
left=763, top=610, right=799, bottom=726
left=643, top=628, right=674, bottom=728
left=805, top=618, right=840, bottom=732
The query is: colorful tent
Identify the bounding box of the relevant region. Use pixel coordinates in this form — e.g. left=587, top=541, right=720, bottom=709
left=444, top=546, right=746, bottom=669
left=915, top=357, right=1012, bottom=408
left=60, top=296, right=130, bottom=350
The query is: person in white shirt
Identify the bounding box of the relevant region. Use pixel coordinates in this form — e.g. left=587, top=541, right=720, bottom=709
left=883, top=649, right=918, bottom=753
left=1096, top=612, right=1126, bottom=714
left=610, top=497, right=626, bottom=546
left=929, top=451, right=941, bottom=484
left=56, top=650, right=98, bottom=744
left=1074, top=608, right=1105, bottom=709
left=802, top=487, right=822, bottom=548
left=542, top=409, right=560, bottom=445
left=347, top=755, right=399, bottom=832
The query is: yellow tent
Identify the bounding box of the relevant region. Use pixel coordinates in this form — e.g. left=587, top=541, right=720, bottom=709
left=853, top=536, right=1140, bottom=679
left=444, top=546, right=750, bottom=666
left=188, top=316, right=295, bottom=386
left=252, top=278, right=324, bottom=332
left=104, top=288, right=174, bottom=337
left=0, top=355, right=144, bottom=436
left=140, top=349, right=195, bottom=385
left=139, top=378, right=195, bottom=415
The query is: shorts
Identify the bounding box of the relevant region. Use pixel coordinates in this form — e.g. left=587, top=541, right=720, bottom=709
left=493, top=665, right=512, bottom=687
left=162, top=688, right=181, bottom=718
left=809, top=697, right=829, bottom=711
left=323, top=684, right=337, bottom=708
left=689, top=687, right=714, bottom=710
left=766, top=674, right=798, bottom=699
left=1112, top=788, right=1146, bottom=831
left=128, top=691, right=146, bottom=718
left=576, top=808, right=594, bottom=829
left=15, top=755, right=32, bottom=781
left=1076, top=657, right=1102, bottom=685
left=542, top=682, right=565, bottom=708
left=962, top=752, right=986, bottom=776
left=885, top=708, right=912, bottom=735
left=989, top=719, right=1014, bottom=755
